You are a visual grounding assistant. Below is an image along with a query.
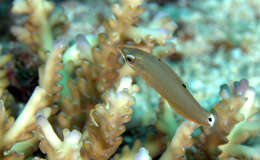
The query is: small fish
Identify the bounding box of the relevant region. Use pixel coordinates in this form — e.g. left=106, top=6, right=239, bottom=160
left=118, top=47, right=215, bottom=127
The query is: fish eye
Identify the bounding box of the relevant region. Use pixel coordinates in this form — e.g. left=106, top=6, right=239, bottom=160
left=208, top=114, right=215, bottom=127
left=126, top=55, right=135, bottom=63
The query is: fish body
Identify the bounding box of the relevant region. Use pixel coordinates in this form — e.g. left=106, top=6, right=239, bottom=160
left=119, top=47, right=215, bottom=127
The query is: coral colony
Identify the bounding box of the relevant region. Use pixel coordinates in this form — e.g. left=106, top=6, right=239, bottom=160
left=0, top=0, right=259, bottom=159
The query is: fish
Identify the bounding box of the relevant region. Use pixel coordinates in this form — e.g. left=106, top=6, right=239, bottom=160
left=118, top=47, right=215, bottom=127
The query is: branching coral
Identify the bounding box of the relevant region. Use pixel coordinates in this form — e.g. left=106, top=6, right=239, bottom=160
left=160, top=121, right=199, bottom=160
left=110, top=0, right=175, bottom=46
left=11, top=0, right=68, bottom=57
left=110, top=0, right=177, bottom=58
left=157, top=79, right=259, bottom=160
left=55, top=1, right=177, bottom=158
left=82, top=76, right=138, bottom=159
left=36, top=114, right=82, bottom=160
left=113, top=140, right=142, bottom=160
left=60, top=0, right=177, bottom=97
left=0, top=42, right=66, bottom=158
left=39, top=41, right=65, bottom=102
left=93, top=0, right=176, bottom=91
left=2, top=0, right=259, bottom=159
left=62, top=1, right=176, bottom=158
left=0, top=45, right=11, bottom=98
left=181, top=79, right=260, bottom=160
left=219, top=80, right=260, bottom=159
left=2, top=87, right=47, bottom=150
left=155, top=98, right=180, bottom=138
left=0, top=101, right=15, bottom=156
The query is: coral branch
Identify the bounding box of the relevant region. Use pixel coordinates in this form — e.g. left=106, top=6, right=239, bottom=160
left=82, top=76, right=137, bottom=159
left=2, top=87, right=47, bottom=148
left=219, top=80, right=260, bottom=159
left=0, top=46, right=12, bottom=97
left=112, top=140, right=142, bottom=160
left=186, top=79, right=260, bottom=159
left=40, top=41, right=66, bottom=95
left=160, top=121, right=199, bottom=160
left=36, top=114, right=83, bottom=160
left=11, top=0, right=68, bottom=55
left=0, top=101, right=14, bottom=152
left=1, top=41, right=66, bottom=157
left=12, top=0, right=54, bottom=52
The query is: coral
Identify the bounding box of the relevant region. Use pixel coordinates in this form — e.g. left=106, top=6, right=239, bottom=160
left=55, top=2, right=177, bottom=135
left=2, top=87, right=47, bottom=150
left=36, top=114, right=82, bottom=160
left=219, top=80, right=260, bottom=159
left=155, top=98, right=181, bottom=137
left=160, top=121, right=199, bottom=160
left=11, top=0, right=68, bottom=57
left=91, top=0, right=175, bottom=91
left=110, top=0, right=175, bottom=46
left=0, top=45, right=11, bottom=98
left=39, top=41, right=65, bottom=102
left=158, top=79, right=259, bottom=160
left=0, top=100, right=15, bottom=154
left=5, top=0, right=177, bottom=158
left=184, top=79, right=260, bottom=160
left=0, top=42, right=65, bottom=158
left=57, top=1, right=177, bottom=156
left=82, top=76, right=138, bottom=159
left=1, top=0, right=260, bottom=159
left=57, top=0, right=176, bottom=146
left=113, top=140, right=142, bottom=160
left=110, top=0, right=177, bottom=57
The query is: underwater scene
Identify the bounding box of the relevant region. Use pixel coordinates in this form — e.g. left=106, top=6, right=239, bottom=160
left=0, top=0, right=260, bottom=159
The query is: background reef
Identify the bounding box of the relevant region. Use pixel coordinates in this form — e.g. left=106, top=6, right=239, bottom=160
left=0, top=0, right=259, bottom=159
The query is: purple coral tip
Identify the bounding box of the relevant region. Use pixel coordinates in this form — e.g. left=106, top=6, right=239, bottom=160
left=234, top=79, right=249, bottom=96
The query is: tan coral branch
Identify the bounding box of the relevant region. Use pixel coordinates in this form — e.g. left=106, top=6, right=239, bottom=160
left=160, top=121, right=199, bottom=160
left=40, top=41, right=66, bottom=95
left=0, top=50, right=12, bottom=97
left=82, top=76, right=137, bottom=160
left=36, top=114, right=83, bottom=160
left=2, top=87, right=47, bottom=148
